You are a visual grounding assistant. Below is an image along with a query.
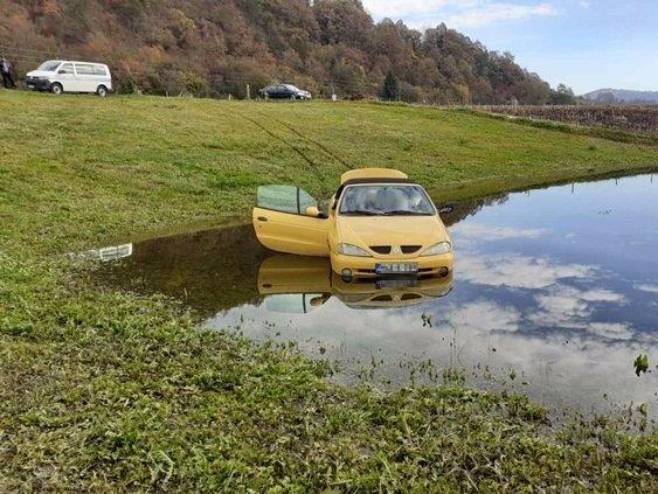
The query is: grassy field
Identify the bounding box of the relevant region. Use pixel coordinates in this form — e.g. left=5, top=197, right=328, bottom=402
left=3, top=91, right=658, bottom=253
left=2, top=90, right=658, bottom=491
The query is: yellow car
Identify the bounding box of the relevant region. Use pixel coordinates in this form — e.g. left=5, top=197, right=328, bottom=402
left=258, top=255, right=453, bottom=311
left=253, top=168, right=454, bottom=279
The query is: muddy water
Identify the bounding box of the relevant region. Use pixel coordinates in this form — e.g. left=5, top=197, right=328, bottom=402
left=97, top=173, right=658, bottom=419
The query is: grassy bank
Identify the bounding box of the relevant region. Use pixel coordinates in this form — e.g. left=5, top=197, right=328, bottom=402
left=3, top=91, right=658, bottom=252
left=2, top=90, right=658, bottom=491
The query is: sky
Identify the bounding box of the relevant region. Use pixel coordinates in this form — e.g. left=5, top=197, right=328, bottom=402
left=360, top=0, right=658, bottom=94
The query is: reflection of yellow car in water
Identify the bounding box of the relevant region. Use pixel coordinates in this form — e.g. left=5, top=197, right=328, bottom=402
left=253, top=168, right=454, bottom=279
left=258, top=255, right=453, bottom=312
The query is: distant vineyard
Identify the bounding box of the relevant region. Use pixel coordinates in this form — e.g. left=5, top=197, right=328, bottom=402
left=477, top=105, right=658, bottom=136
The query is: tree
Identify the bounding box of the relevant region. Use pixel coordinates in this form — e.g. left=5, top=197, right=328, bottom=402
left=313, top=0, right=372, bottom=46
left=550, top=84, right=577, bottom=105
left=380, top=70, right=399, bottom=101
left=0, top=0, right=558, bottom=103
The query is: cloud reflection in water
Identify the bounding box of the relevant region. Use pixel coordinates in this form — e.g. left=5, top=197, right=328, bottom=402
left=97, top=173, right=658, bottom=419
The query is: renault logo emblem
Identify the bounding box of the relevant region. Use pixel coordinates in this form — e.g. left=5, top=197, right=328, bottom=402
left=392, top=246, right=402, bottom=255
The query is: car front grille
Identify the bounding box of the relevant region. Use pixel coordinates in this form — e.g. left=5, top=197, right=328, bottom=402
left=371, top=295, right=393, bottom=302
left=370, top=245, right=391, bottom=254
left=401, top=245, right=422, bottom=254
left=370, top=245, right=422, bottom=255
left=26, top=76, right=49, bottom=88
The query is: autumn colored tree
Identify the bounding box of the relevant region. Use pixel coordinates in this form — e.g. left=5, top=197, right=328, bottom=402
left=0, top=0, right=557, bottom=104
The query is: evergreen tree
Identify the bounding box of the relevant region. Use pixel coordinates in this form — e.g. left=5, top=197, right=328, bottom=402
left=380, top=70, right=400, bottom=101
left=550, top=84, right=577, bottom=105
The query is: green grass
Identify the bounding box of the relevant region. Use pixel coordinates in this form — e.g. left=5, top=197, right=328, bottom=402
left=2, top=90, right=658, bottom=491
left=2, top=91, right=658, bottom=253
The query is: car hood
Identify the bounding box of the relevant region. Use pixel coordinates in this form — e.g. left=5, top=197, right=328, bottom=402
left=335, top=215, right=450, bottom=252
left=26, top=70, right=53, bottom=78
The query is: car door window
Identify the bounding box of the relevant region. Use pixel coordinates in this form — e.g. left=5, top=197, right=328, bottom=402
left=93, top=65, right=107, bottom=76
left=298, top=188, right=317, bottom=213
left=75, top=64, right=94, bottom=75
left=265, top=294, right=325, bottom=314
left=257, top=185, right=317, bottom=214
left=58, top=63, right=74, bottom=75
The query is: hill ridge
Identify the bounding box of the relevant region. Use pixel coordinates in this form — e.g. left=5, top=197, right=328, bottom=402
left=2, top=0, right=561, bottom=104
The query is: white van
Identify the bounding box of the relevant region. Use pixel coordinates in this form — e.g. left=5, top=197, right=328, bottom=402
left=26, top=60, right=112, bottom=97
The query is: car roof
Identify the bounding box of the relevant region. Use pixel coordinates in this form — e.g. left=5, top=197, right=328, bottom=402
left=340, top=168, right=408, bottom=185
left=58, top=61, right=109, bottom=67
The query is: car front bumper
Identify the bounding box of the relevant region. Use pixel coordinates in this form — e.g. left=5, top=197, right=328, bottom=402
left=26, top=77, right=51, bottom=90
left=330, top=252, right=454, bottom=278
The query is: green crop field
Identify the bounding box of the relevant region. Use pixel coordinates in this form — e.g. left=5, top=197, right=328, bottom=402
left=2, top=91, right=658, bottom=492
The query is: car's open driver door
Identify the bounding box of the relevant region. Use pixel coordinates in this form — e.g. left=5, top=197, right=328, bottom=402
left=253, top=185, right=329, bottom=256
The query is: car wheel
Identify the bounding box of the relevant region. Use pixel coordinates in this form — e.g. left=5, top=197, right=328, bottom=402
left=97, top=85, right=108, bottom=98
left=51, top=83, right=63, bottom=95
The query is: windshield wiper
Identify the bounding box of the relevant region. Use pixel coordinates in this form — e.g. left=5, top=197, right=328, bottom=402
left=341, top=210, right=382, bottom=216
left=384, top=210, right=433, bottom=216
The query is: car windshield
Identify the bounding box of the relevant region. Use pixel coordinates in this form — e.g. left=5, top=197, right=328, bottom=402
left=284, top=84, right=299, bottom=91
left=339, top=185, right=435, bottom=216
left=38, top=61, right=61, bottom=72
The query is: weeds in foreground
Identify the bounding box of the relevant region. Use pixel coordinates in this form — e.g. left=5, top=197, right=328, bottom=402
left=1, top=256, right=658, bottom=491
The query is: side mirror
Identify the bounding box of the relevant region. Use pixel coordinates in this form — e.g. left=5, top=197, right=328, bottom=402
left=439, top=204, right=455, bottom=215
left=305, top=206, right=320, bottom=217
left=310, top=294, right=331, bottom=307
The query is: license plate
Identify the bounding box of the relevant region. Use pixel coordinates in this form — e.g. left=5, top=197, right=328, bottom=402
left=376, top=278, right=418, bottom=289
left=375, top=263, right=418, bottom=275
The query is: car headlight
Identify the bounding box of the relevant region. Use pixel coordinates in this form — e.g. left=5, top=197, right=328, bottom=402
left=421, top=241, right=452, bottom=256
left=337, top=243, right=371, bottom=257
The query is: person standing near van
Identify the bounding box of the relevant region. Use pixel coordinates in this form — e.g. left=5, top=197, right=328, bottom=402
left=1, top=56, right=15, bottom=88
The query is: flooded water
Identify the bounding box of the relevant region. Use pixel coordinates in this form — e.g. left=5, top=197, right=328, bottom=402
left=96, top=173, right=658, bottom=419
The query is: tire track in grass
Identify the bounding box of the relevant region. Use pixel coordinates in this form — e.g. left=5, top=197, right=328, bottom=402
left=240, top=113, right=319, bottom=170
left=232, top=110, right=330, bottom=191
left=258, top=112, right=353, bottom=171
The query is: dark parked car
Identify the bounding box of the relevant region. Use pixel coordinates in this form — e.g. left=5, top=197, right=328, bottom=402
left=261, top=84, right=312, bottom=100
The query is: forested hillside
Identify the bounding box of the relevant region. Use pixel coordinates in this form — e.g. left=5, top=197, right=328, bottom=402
left=2, top=0, right=560, bottom=103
